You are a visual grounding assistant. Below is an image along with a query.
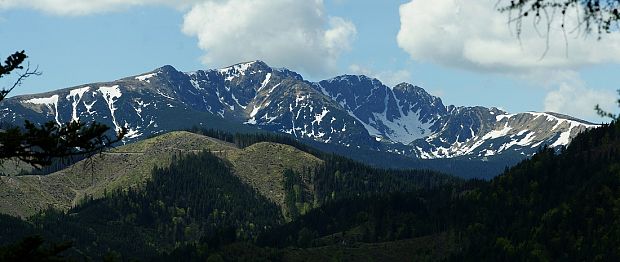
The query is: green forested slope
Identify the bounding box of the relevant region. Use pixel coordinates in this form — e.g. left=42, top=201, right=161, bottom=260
left=13, top=118, right=620, bottom=261
left=266, top=121, right=620, bottom=261
left=451, top=121, right=620, bottom=260
left=30, top=151, right=283, bottom=260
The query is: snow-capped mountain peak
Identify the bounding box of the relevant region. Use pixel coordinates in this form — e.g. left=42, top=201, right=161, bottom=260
left=0, top=61, right=598, bottom=163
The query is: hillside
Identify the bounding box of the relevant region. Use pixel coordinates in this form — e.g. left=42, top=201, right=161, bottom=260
left=35, top=150, right=284, bottom=259
left=0, top=131, right=451, bottom=259
left=6, top=119, right=618, bottom=260
left=256, top=120, right=620, bottom=261
left=450, top=121, right=620, bottom=260
left=226, top=142, right=321, bottom=215
left=0, top=131, right=321, bottom=218
left=16, top=117, right=620, bottom=260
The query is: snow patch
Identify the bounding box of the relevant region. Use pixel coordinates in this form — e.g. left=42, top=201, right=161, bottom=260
left=189, top=79, right=203, bottom=90
left=98, top=85, right=122, bottom=132
left=373, top=109, right=432, bottom=144
left=551, top=130, right=571, bottom=148
left=495, top=113, right=516, bottom=121
left=269, top=83, right=281, bottom=94
left=250, top=105, right=261, bottom=118
left=231, top=93, right=247, bottom=109
left=257, top=73, right=271, bottom=92
left=135, top=72, right=158, bottom=83
left=244, top=106, right=261, bottom=124
left=84, top=101, right=96, bottom=114
left=527, top=112, right=599, bottom=128
left=295, top=94, right=306, bottom=104
left=218, top=61, right=255, bottom=81
left=23, top=95, right=61, bottom=126
left=66, top=86, right=90, bottom=122
left=312, top=108, right=329, bottom=125
left=499, top=131, right=536, bottom=151
left=156, top=90, right=175, bottom=100
left=124, top=124, right=142, bottom=139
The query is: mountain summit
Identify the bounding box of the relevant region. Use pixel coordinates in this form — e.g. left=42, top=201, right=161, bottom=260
left=0, top=61, right=597, bottom=162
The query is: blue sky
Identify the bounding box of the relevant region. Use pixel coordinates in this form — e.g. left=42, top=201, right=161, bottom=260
left=1, top=0, right=618, bottom=122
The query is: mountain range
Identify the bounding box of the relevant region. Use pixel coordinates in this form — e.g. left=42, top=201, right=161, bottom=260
left=0, top=61, right=597, bottom=170
left=1, top=68, right=619, bottom=260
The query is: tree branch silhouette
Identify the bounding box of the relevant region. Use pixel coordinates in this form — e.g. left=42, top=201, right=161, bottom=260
left=0, top=51, right=126, bottom=168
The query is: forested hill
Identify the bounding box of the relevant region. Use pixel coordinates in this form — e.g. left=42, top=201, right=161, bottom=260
left=2, top=119, right=619, bottom=260
left=0, top=130, right=454, bottom=260
left=252, top=120, right=620, bottom=260
left=453, top=120, right=620, bottom=260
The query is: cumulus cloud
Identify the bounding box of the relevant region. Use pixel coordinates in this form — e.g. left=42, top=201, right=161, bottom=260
left=181, top=0, right=356, bottom=75
left=543, top=72, right=617, bottom=121
left=1, top=0, right=356, bottom=75
left=0, top=0, right=201, bottom=16
left=349, top=64, right=411, bottom=87
left=397, top=0, right=620, bottom=73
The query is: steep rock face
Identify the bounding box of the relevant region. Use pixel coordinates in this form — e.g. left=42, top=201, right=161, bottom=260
left=184, top=62, right=371, bottom=146
left=0, top=61, right=598, bottom=161
left=315, top=78, right=445, bottom=145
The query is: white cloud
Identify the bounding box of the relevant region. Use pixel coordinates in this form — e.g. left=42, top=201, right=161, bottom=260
left=349, top=64, right=411, bottom=87
left=397, top=0, right=620, bottom=73
left=0, top=0, right=201, bottom=16
left=182, top=0, right=356, bottom=76
left=543, top=72, right=617, bottom=121
left=1, top=0, right=356, bottom=75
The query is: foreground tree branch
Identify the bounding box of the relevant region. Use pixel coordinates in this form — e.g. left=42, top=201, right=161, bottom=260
left=498, top=0, right=620, bottom=39
left=497, top=1, right=620, bottom=120
left=0, top=51, right=125, bottom=168
left=0, top=121, right=125, bottom=167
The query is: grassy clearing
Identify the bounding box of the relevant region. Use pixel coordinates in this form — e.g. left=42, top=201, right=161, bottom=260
left=226, top=142, right=322, bottom=214
left=0, top=131, right=322, bottom=218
